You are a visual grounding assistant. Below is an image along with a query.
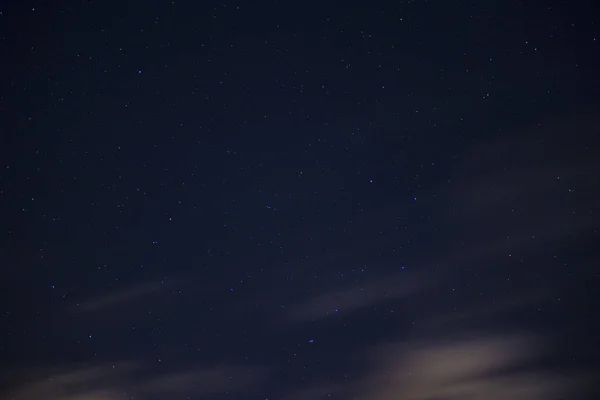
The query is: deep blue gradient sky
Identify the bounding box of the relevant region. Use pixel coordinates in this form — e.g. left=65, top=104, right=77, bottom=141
left=1, top=1, right=599, bottom=399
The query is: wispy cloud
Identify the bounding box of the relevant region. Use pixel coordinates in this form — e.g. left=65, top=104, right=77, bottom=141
left=71, top=280, right=176, bottom=314
left=138, top=365, right=269, bottom=396
left=6, top=362, right=269, bottom=400
left=358, top=335, right=581, bottom=400
left=442, top=110, right=600, bottom=268
left=284, top=272, right=426, bottom=324
left=5, top=362, right=138, bottom=400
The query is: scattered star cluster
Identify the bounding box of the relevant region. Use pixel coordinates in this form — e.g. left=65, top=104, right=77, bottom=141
left=1, top=1, right=599, bottom=399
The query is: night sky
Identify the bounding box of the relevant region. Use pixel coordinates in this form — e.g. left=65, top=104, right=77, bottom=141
left=1, top=1, right=600, bottom=399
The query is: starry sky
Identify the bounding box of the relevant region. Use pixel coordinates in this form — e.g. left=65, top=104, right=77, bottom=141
left=1, top=1, right=600, bottom=399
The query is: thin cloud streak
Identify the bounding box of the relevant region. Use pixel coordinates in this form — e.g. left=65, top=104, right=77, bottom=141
left=5, top=362, right=269, bottom=400
left=71, top=280, right=176, bottom=314
left=285, top=272, right=426, bottom=324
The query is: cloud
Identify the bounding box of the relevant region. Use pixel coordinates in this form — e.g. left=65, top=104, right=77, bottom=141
left=71, top=280, right=176, bottom=314
left=419, top=290, right=549, bottom=331
left=284, top=272, right=427, bottom=324
left=276, top=334, right=589, bottom=400
left=138, top=365, right=269, bottom=396
left=441, top=110, right=600, bottom=268
left=357, top=335, right=584, bottom=400
left=5, top=362, right=138, bottom=400
left=278, top=384, right=345, bottom=400
left=5, top=362, right=269, bottom=400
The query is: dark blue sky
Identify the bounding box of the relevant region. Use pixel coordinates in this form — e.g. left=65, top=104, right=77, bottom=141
left=1, top=1, right=599, bottom=399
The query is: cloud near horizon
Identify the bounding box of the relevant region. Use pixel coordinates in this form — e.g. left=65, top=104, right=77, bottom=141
left=5, top=362, right=269, bottom=400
